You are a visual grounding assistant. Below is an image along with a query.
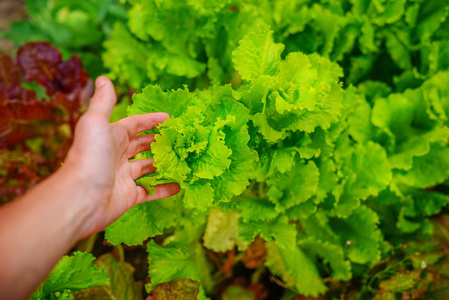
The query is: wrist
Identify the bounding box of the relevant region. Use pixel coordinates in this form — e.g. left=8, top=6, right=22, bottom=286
left=49, top=164, right=99, bottom=241
left=60, top=157, right=115, bottom=239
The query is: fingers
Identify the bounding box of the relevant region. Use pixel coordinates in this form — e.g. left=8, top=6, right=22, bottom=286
left=136, top=183, right=181, bottom=204
left=85, top=76, right=117, bottom=120
left=130, top=158, right=156, bottom=180
left=127, top=134, right=156, bottom=158
left=116, top=113, right=169, bottom=137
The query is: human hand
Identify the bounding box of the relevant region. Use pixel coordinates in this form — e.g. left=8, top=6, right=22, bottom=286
left=64, top=76, right=180, bottom=238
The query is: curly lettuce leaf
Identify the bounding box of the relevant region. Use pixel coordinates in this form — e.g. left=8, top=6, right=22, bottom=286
left=31, top=252, right=109, bottom=300
left=103, top=23, right=150, bottom=89
left=203, top=208, right=248, bottom=252
left=331, top=140, right=392, bottom=217
left=232, top=24, right=284, bottom=81
left=233, top=27, right=344, bottom=143
left=266, top=160, right=320, bottom=211
left=220, top=196, right=279, bottom=223
left=302, top=207, right=383, bottom=265
left=265, top=241, right=327, bottom=297
left=129, top=85, right=202, bottom=119
left=299, top=237, right=352, bottom=281
left=105, top=198, right=179, bottom=246
left=74, top=253, right=143, bottom=300
left=395, top=143, right=449, bottom=188
left=147, top=241, right=210, bottom=300
left=128, top=84, right=256, bottom=214
left=238, top=215, right=297, bottom=250
left=371, top=72, right=449, bottom=190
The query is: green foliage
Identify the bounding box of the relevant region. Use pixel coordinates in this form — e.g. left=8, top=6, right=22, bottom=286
left=147, top=241, right=210, bottom=300
left=102, top=0, right=449, bottom=92
left=31, top=252, right=109, bottom=300
left=100, top=18, right=449, bottom=296
left=10, top=0, right=449, bottom=298
left=103, top=0, right=255, bottom=89
left=73, top=253, right=143, bottom=300
left=232, top=24, right=284, bottom=81
left=99, top=25, right=363, bottom=297
left=105, top=197, right=178, bottom=245
left=203, top=208, right=247, bottom=252
left=2, top=0, right=126, bottom=76
left=358, top=217, right=449, bottom=299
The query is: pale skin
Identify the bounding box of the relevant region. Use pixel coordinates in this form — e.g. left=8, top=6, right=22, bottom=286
left=0, top=77, right=180, bottom=300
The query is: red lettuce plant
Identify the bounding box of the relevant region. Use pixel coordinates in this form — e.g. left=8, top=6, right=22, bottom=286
left=0, top=42, right=92, bottom=202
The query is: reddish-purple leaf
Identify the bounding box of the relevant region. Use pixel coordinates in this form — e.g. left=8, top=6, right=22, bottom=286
left=57, top=56, right=89, bottom=94
left=17, top=42, right=62, bottom=95
left=0, top=55, right=36, bottom=105
left=0, top=101, right=62, bottom=147
left=0, top=42, right=91, bottom=202
left=0, top=55, right=21, bottom=85
left=0, top=42, right=91, bottom=148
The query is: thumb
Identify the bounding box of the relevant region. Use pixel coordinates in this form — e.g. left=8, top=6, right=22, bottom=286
left=86, top=76, right=117, bottom=120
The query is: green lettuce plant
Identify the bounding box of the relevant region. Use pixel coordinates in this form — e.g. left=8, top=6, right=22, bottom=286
left=102, top=24, right=449, bottom=298
left=103, top=0, right=449, bottom=92
left=8, top=0, right=449, bottom=298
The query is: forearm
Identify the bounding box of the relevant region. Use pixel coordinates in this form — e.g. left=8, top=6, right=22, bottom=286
left=0, top=165, right=94, bottom=300
left=0, top=77, right=178, bottom=299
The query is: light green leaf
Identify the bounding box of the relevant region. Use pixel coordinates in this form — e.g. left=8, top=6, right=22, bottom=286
left=189, top=130, right=232, bottom=180
left=221, top=197, right=279, bottom=223
left=129, top=85, right=202, bottom=119
left=72, top=253, right=142, bottom=300
left=209, top=126, right=257, bottom=204
left=265, top=241, right=327, bottom=296
left=154, top=52, right=206, bottom=78
left=395, top=143, right=449, bottom=188
left=329, top=206, right=383, bottom=264
left=182, top=181, right=215, bottom=213
left=333, top=141, right=392, bottom=217
left=385, top=30, right=412, bottom=70
left=251, top=52, right=344, bottom=141
left=315, top=157, right=338, bottom=203
left=266, top=160, right=320, bottom=211
left=203, top=208, right=248, bottom=252
left=147, top=241, right=209, bottom=300
left=415, top=0, right=449, bottom=40
left=105, top=198, right=178, bottom=246
left=32, top=252, right=109, bottom=299
left=238, top=215, right=297, bottom=249
left=103, top=23, right=150, bottom=89
left=299, top=238, right=352, bottom=281
left=286, top=199, right=317, bottom=220
left=232, top=24, right=284, bottom=81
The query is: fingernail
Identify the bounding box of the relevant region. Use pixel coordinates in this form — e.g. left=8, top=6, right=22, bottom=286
left=96, top=77, right=106, bottom=88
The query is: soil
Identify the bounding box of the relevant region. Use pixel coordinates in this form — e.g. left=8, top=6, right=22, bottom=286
left=0, top=0, right=27, bottom=55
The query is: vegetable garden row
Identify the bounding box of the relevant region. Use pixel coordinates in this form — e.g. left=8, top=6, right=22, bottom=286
left=2, top=0, right=449, bottom=299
